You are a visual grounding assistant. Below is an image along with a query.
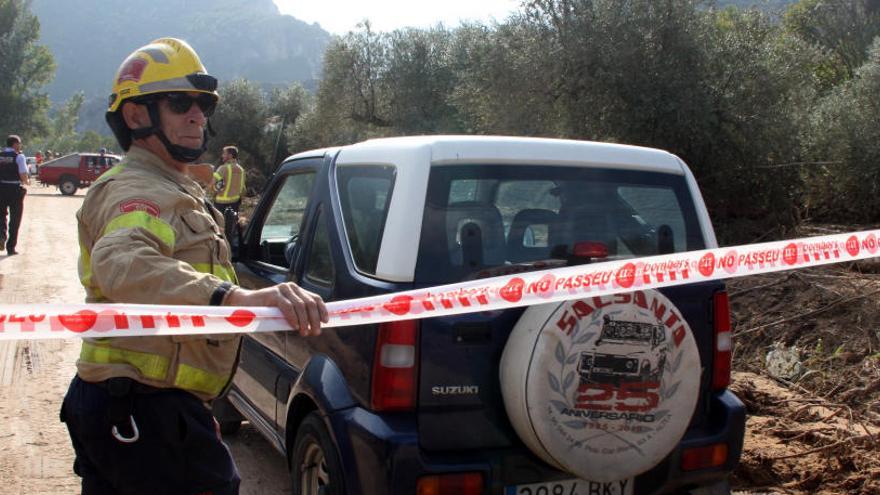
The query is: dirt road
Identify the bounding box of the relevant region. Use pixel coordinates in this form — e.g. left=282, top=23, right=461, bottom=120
left=0, top=186, right=288, bottom=494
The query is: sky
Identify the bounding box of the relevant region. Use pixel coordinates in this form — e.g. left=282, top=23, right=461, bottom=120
left=272, top=0, right=521, bottom=35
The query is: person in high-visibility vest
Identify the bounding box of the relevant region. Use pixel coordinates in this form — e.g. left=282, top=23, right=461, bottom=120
left=213, top=145, right=246, bottom=213
left=59, top=38, right=327, bottom=495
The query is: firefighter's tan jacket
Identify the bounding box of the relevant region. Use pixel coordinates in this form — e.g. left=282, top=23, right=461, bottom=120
left=213, top=161, right=245, bottom=204
left=76, top=146, right=240, bottom=401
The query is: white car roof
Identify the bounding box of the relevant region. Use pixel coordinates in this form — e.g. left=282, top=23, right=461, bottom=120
left=339, top=135, right=685, bottom=173
left=293, top=135, right=715, bottom=282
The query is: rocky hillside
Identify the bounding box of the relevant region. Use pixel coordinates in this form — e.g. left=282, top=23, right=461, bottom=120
left=33, top=0, right=331, bottom=103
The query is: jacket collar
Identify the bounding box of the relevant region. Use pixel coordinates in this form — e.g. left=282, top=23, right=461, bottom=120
left=125, top=146, right=203, bottom=197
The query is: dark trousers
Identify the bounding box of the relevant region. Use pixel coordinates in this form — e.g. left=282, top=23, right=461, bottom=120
left=213, top=200, right=240, bottom=215
left=60, top=376, right=241, bottom=495
left=0, top=184, right=24, bottom=251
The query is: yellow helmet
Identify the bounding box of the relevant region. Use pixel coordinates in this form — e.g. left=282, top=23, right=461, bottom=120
left=106, top=38, right=219, bottom=159
left=108, top=37, right=218, bottom=112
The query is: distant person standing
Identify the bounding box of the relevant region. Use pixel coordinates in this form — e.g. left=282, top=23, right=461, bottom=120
left=0, top=135, right=30, bottom=255
left=35, top=151, right=43, bottom=166
left=213, top=145, right=245, bottom=213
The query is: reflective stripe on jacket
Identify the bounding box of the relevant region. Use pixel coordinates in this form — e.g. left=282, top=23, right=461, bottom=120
left=213, top=161, right=245, bottom=204
left=76, top=146, right=240, bottom=401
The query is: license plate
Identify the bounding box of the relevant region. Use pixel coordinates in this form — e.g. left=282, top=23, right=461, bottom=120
left=505, top=478, right=634, bottom=495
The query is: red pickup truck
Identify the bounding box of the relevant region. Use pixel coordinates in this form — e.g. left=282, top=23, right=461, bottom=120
left=37, top=152, right=121, bottom=195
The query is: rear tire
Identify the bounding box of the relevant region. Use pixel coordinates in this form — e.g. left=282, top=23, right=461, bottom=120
left=290, top=412, right=344, bottom=495
left=59, top=177, right=78, bottom=196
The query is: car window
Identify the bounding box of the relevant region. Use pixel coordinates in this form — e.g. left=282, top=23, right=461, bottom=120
left=496, top=180, right=560, bottom=242
left=415, top=165, right=704, bottom=284
left=617, top=186, right=687, bottom=253
left=336, top=165, right=395, bottom=275
left=305, top=209, right=334, bottom=286
left=54, top=154, right=79, bottom=168
left=257, top=172, right=316, bottom=267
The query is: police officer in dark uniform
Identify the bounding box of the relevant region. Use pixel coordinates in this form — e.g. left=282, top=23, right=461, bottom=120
left=0, top=134, right=29, bottom=255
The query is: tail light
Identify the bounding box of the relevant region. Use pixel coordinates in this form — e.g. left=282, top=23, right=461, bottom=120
left=417, top=472, right=484, bottom=495
left=371, top=320, right=419, bottom=411
left=573, top=241, right=609, bottom=259
left=681, top=443, right=728, bottom=471
left=712, top=291, right=732, bottom=390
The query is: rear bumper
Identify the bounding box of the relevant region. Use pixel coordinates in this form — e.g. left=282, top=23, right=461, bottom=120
left=328, top=390, right=746, bottom=495
left=631, top=390, right=746, bottom=494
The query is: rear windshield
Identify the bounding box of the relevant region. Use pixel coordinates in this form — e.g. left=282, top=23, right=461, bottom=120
left=415, top=165, right=705, bottom=284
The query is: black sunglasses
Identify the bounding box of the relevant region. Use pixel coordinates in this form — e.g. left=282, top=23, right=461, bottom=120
left=161, top=93, right=217, bottom=117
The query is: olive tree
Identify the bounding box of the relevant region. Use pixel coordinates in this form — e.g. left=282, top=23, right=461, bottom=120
left=449, top=20, right=559, bottom=136
left=784, top=0, right=880, bottom=88
left=385, top=27, right=461, bottom=134
left=264, top=83, right=310, bottom=169
left=294, top=22, right=394, bottom=148
left=210, top=79, right=269, bottom=173
left=802, top=38, right=880, bottom=221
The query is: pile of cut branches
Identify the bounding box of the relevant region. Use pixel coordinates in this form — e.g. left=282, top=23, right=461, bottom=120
left=727, top=225, right=880, bottom=493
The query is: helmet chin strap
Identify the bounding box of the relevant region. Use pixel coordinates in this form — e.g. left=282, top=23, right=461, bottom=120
left=129, top=100, right=209, bottom=163
left=155, top=129, right=209, bottom=163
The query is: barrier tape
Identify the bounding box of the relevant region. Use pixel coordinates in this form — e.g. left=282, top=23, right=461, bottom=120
left=1, top=229, right=878, bottom=341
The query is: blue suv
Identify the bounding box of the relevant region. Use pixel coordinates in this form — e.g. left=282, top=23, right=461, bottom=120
left=215, top=136, right=745, bottom=495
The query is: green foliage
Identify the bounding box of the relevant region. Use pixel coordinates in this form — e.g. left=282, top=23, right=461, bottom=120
left=210, top=79, right=270, bottom=175
left=385, top=27, right=461, bottom=133
left=449, top=20, right=558, bottom=135
left=207, top=79, right=312, bottom=181
left=308, top=22, right=395, bottom=144
left=265, top=84, right=310, bottom=167
left=517, top=1, right=814, bottom=229
left=29, top=93, right=116, bottom=155
left=802, top=38, right=880, bottom=221
left=698, top=7, right=817, bottom=226
left=784, top=0, right=880, bottom=88
left=294, top=0, right=830, bottom=241
left=75, top=131, right=116, bottom=154
left=0, top=0, right=55, bottom=138
left=715, top=0, right=797, bottom=11
left=49, top=92, right=83, bottom=145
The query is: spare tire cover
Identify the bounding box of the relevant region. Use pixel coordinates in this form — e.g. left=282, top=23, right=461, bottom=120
left=500, top=289, right=701, bottom=482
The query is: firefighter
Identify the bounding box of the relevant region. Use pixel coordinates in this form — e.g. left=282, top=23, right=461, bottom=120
left=59, top=38, right=327, bottom=495
left=213, top=145, right=245, bottom=214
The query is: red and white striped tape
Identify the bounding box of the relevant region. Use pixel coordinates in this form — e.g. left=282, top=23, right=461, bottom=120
left=1, top=230, right=877, bottom=341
